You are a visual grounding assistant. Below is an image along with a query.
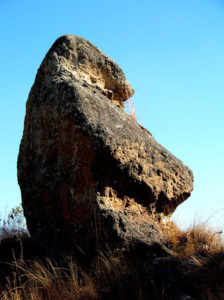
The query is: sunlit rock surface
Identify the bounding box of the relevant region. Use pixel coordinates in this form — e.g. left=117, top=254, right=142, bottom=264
left=17, top=35, right=193, bottom=252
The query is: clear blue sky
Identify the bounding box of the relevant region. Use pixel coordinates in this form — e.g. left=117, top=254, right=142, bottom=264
left=1, top=0, right=224, bottom=229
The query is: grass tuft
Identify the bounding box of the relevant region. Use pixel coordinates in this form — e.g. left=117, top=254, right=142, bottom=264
left=1, top=259, right=98, bottom=300
left=162, top=219, right=223, bottom=257
left=126, top=98, right=137, bottom=122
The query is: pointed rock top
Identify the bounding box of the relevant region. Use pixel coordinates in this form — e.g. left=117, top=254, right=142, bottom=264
left=37, top=34, right=134, bottom=108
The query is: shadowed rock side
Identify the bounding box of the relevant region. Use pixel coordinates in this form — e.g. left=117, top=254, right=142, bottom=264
left=17, top=35, right=193, bottom=253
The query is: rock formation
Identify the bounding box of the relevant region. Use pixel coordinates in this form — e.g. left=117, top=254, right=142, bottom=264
left=17, top=35, right=193, bottom=253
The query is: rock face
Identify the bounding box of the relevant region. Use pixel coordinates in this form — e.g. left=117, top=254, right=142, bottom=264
left=17, top=35, right=193, bottom=252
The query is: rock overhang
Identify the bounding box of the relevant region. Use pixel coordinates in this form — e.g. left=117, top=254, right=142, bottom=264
left=38, top=34, right=134, bottom=108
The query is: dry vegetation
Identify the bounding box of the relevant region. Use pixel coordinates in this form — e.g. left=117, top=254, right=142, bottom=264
left=126, top=98, right=137, bottom=122
left=1, top=259, right=98, bottom=300
left=0, top=208, right=224, bottom=300
left=161, top=219, right=223, bottom=257
left=0, top=247, right=126, bottom=300
left=160, top=219, right=224, bottom=299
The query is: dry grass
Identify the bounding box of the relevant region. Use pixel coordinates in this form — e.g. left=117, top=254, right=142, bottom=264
left=0, top=259, right=98, bottom=300
left=0, top=205, right=28, bottom=242
left=159, top=220, right=224, bottom=299
left=126, top=98, right=137, bottom=122
left=0, top=247, right=126, bottom=300
left=1, top=217, right=224, bottom=300
left=162, top=219, right=223, bottom=257
left=93, top=249, right=124, bottom=281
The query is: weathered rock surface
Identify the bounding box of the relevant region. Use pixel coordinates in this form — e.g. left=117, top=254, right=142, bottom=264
left=17, top=35, right=193, bottom=252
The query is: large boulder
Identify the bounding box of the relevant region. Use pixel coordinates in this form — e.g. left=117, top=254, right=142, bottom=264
left=17, top=35, right=193, bottom=252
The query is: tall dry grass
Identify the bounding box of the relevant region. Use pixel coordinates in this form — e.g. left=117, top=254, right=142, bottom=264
left=162, top=219, right=223, bottom=257
left=0, top=258, right=98, bottom=300
left=1, top=209, right=224, bottom=300
left=0, top=247, right=127, bottom=300
left=126, top=98, right=137, bottom=122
